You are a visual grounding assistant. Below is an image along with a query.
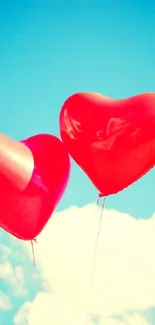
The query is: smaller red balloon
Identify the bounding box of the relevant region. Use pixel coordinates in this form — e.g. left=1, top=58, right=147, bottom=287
left=0, top=134, right=70, bottom=240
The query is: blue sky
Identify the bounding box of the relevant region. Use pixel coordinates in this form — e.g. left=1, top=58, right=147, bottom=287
left=0, top=1, right=155, bottom=324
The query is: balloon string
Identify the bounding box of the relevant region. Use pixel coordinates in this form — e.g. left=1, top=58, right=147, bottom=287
left=86, top=195, right=106, bottom=324
left=31, top=238, right=37, bottom=267
left=90, top=196, right=106, bottom=290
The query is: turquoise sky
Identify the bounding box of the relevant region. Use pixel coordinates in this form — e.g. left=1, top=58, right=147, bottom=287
left=0, top=1, right=155, bottom=324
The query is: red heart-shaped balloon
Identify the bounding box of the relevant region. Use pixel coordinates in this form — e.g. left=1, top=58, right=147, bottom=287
left=60, top=92, right=155, bottom=196
left=0, top=134, right=70, bottom=240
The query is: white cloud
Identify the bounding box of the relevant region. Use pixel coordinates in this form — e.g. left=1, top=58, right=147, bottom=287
left=0, top=244, right=12, bottom=262
left=0, top=262, right=27, bottom=296
left=100, top=314, right=149, bottom=325
left=123, top=314, right=149, bottom=325
left=15, top=204, right=155, bottom=324
left=14, top=302, right=31, bottom=325
left=14, top=293, right=87, bottom=325
left=0, top=291, right=12, bottom=310
left=100, top=319, right=124, bottom=325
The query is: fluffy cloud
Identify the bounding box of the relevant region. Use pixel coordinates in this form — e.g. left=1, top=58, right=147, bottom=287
left=123, top=314, right=149, bottom=325
left=0, top=262, right=27, bottom=296
left=0, top=291, right=12, bottom=310
left=100, top=314, right=149, bottom=325
left=0, top=244, right=12, bottom=262
left=14, top=302, right=31, bottom=325
left=14, top=293, right=87, bottom=325
left=14, top=204, right=155, bottom=324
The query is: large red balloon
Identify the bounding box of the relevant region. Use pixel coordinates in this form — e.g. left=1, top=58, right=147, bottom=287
left=60, top=92, right=155, bottom=196
left=0, top=134, right=70, bottom=240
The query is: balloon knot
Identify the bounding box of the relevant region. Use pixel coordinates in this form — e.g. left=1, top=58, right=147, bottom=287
left=97, top=193, right=104, bottom=205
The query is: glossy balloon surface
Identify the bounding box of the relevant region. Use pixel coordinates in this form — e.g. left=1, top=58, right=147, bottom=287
left=60, top=92, right=155, bottom=195
left=0, top=134, right=70, bottom=240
